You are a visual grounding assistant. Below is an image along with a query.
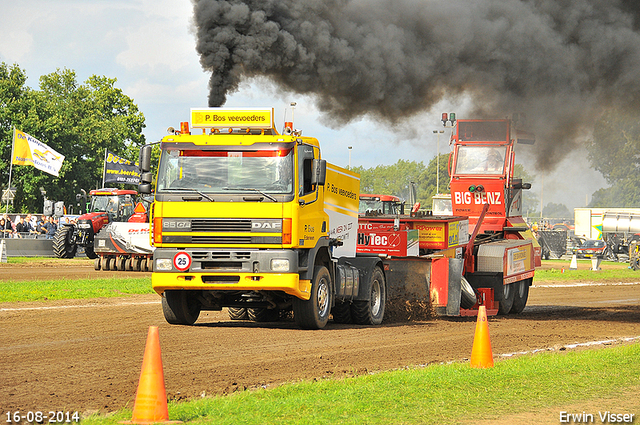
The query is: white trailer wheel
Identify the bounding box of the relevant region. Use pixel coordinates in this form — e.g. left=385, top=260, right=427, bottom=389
left=498, top=282, right=515, bottom=315
left=510, top=279, right=530, bottom=314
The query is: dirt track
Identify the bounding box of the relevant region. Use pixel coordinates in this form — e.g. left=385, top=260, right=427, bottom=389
left=1, top=260, right=639, bottom=416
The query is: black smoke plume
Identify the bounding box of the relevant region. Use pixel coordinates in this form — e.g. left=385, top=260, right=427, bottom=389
left=193, top=0, right=640, bottom=169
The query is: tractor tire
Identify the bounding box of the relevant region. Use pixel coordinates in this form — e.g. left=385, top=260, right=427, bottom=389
left=498, top=282, right=515, bottom=315
left=84, top=245, right=98, bottom=260
left=52, top=226, right=77, bottom=258
left=293, top=265, right=332, bottom=329
left=460, top=276, right=477, bottom=310
left=247, top=308, right=280, bottom=322
left=331, top=300, right=352, bottom=324
left=351, top=267, right=386, bottom=325
left=228, top=307, right=248, bottom=320
left=510, top=279, right=531, bottom=314
left=162, top=290, right=201, bottom=325
left=630, top=241, right=640, bottom=271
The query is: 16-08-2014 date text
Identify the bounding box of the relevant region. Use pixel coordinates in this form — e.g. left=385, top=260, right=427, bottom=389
left=5, top=411, right=80, bottom=423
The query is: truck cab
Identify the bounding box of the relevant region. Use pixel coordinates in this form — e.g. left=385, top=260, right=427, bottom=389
left=139, top=108, right=378, bottom=329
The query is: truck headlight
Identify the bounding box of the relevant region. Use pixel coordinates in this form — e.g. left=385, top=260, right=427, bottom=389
left=156, top=258, right=173, bottom=271
left=270, top=259, right=289, bottom=272
left=78, top=223, right=91, bottom=229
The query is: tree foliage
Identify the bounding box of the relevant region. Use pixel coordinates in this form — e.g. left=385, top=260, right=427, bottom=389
left=351, top=154, right=449, bottom=209
left=542, top=202, right=571, bottom=218
left=587, top=108, right=640, bottom=207
left=0, top=64, right=145, bottom=213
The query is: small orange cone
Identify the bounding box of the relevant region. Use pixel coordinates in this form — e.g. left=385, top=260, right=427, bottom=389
left=122, top=326, right=178, bottom=424
left=470, top=306, right=494, bottom=368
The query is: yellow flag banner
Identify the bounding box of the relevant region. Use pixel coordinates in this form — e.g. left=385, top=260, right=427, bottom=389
left=12, top=129, right=65, bottom=177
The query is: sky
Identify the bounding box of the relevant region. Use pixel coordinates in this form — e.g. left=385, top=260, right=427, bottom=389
left=0, top=0, right=608, bottom=212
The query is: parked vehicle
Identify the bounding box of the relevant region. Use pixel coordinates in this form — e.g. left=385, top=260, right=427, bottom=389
left=574, top=239, right=606, bottom=259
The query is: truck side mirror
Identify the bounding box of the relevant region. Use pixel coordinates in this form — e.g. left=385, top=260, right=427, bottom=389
left=312, top=159, right=326, bottom=186
left=139, top=145, right=152, bottom=174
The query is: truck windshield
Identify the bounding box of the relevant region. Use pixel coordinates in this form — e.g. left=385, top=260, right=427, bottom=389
left=156, top=148, right=294, bottom=194
left=454, top=146, right=507, bottom=175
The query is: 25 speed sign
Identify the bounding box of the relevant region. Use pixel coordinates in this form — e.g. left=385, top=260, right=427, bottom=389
left=173, top=252, right=191, bottom=271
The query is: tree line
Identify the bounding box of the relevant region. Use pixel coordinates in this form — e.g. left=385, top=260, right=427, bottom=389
left=0, top=63, right=145, bottom=213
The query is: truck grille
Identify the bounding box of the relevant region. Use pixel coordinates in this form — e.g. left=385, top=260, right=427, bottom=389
left=191, top=219, right=252, bottom=232
left=192, top=236, right=252, bottom=244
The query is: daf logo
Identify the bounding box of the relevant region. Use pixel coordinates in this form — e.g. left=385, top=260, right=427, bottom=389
left=251, top=220, right=282, bottom=232
left=252, top=222, right=281, bottom=230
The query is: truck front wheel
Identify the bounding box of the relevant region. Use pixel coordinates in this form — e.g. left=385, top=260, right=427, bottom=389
left=351, top=267, right=386, bottom=325
left=162, top=290, right=201, bottom=325
left=293, top=265, right=332, bottom=329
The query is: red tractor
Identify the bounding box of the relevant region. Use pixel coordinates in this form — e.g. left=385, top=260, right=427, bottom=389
left=52, top=188, right=139, bottom=259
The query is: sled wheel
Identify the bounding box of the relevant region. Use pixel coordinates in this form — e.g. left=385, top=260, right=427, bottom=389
left=510, top=278, right=530, bottom=314
left=498, top=282, right=515, bottom=315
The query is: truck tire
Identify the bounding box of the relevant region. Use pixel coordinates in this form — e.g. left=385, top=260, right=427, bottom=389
left=351, top=267, right=386, bottom=325
left=247, top=308, right=280, bottom=322
left=162, top=290, right=201, bottom=325
left=498, top=283, right=515, bottom=315
left=510, top=279, right=530, bottom=314
left=331, top=300, right=352, bottom=324
left=94, top=257, right=101, bottom=271
left=52, top=226, right=77, bottom=258
left=84, top=245, right=98, bottom=259
left=293, top=265, right=332, bottom=329
left=228, top=307, right=248, bottom=320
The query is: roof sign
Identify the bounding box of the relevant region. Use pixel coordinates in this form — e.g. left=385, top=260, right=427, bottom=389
left=190, top=108, right=274, bottom=129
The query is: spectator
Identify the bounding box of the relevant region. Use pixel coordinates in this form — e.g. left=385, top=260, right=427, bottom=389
left=1, top=214, right=13, bottom=237
left=0, top=218, right=9, bottom=238
left=14, top=215, right=29, bottom=238
left=25, top=213, right=38, bottom=235
left=45, top=216, right=58, bottom=239
left=36, top=215, right=48, bottom=235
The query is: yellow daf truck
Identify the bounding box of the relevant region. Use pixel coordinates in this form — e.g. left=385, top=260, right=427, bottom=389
left=139, top=108, right=386, bottom=329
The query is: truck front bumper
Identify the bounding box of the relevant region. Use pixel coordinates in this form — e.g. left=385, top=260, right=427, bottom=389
left=151, top=248, right=311, bottom=300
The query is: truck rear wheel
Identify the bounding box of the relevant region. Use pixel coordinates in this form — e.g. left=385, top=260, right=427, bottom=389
left=248, top=308, right=280, bottom=322
left=331, top=300, right=352, bottom=324
left=510, top=279, right=530, bottom=314
left=162, top=290, right=201, bottom=325
left=351, top=267, right=386, bottom=325
left=52, top=226, right=77, bottom=258
left=293, top=265, right=332, bottom=329
left=498, top=283, right=515, bottom=315
left=228, top=307, right=248, bottom=320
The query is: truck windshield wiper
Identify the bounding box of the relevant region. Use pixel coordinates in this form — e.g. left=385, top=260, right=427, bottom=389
left=160, top=188, right=214, bottom=202
left=222, top=187, right=277, bottom=202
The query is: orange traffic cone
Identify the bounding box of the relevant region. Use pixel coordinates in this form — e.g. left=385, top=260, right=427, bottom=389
left=122, top=326, right=178, bottom=424
left=470, top=305, right=494, bottom=368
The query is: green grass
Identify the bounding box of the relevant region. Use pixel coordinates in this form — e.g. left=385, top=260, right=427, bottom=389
left=536, top=259, right=640, bottom=283
left=82, top=343, right=640, bottom=425
left=0, top=277, right=153, bottom=302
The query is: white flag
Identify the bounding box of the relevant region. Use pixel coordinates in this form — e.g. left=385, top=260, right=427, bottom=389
left=12, top=129, right=65, bottom=177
